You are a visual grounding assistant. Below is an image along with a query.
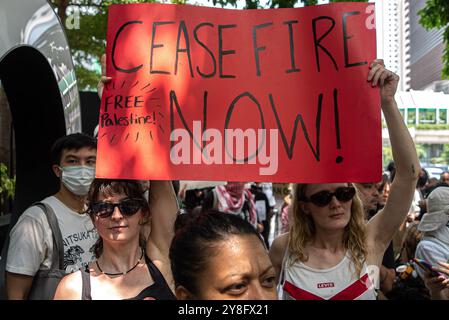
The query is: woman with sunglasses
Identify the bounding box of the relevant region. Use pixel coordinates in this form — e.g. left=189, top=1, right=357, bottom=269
left=54, top=179, right=177, bottom=300
left=269, top=60, right=420, bottom=300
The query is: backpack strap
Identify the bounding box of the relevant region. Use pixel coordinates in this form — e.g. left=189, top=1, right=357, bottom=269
left=80, top=265, right=92, bottom=300
left=32, top=202, right=64, bottom=270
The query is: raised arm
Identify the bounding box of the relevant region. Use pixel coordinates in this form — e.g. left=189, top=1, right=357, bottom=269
left=366, top=60, right=420, bottom=256
left=146, top=181, right=179, bottom=258
left=96, top=54, right=178, bottom=254
left=97, top=54, right=111, bottom=99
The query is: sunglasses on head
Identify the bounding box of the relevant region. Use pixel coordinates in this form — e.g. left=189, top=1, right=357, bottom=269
left=89, top=198, right=145, bottom=218
left=302, top=186, right=356, bottom=207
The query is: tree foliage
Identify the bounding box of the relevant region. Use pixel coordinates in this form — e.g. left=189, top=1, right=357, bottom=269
left=0, top=163, right=15, bottom=214
left=382, top=145, right=393, bottom=170
left=210, top=0, right=367, bottom=10
left=418, top=0, right=449, bottom=79
left=50, top=0, right=186, bottom=90
left=439, top=144, right=449, bottom=164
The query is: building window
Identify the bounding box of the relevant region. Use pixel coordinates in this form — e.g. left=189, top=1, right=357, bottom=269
left=418, top=108, right=437, bottom=124
left=407, top=108, right=416, bottom=125
left=438, top=109, right=447, bottom=124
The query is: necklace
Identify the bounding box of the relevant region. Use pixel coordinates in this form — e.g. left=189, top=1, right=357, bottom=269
left=96, top=250, right=144, bottom=276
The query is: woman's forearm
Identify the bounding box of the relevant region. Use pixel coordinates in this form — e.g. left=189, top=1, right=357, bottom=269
left=382, top=98, right=420, bottom=182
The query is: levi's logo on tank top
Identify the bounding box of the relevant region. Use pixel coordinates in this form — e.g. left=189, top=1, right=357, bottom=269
left=280, top=252, right=377, bottom=300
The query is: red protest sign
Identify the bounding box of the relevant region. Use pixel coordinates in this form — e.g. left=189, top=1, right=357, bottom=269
left=96, top=2, right=379, bottom=183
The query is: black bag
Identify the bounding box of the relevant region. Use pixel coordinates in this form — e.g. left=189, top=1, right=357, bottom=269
left=0, top=202, right=65, bottom=300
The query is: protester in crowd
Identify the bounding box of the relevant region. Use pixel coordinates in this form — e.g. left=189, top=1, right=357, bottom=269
left=422, top=178, right=449, bottom=200
left=280, top=202, right=291, bottom=234
left=386, top=161, right=396, bottom=182
left=387, top=269, right=430, bottom=299
left=5, top=133, right=98, bottom=299
left=386, top=221, right=429, bottom=300
left=420, top=171, right=449, bottom=200
left=170, top=210, right=277, bottom=300
left=416, top=168, right=429, bottom=216
left=182, top=188, right=206, bottom=214
left=424, top=177, right=440, bottom=197
left=355, top=183, right=395, bottom=296
left=355, top=183, right=380, bottom=220
left=269, top=60, right=420, bottom=300
left=396, top=221, right=423, bottom=264
left=54, top=55, right=177, bottom=300
left=414, top=187, right=449, bottom=284
left=54, top=179, right=178, bottom=300
left=260, top=182, right=276, bottom=212
left=441, top=171, right=449, bottom=186
left=260, top=183, right=277, bottom=244
left=202, top=182, right=260, bottom=230
left=251, top=183, right=273, bottom=248
left=376, top=174, right=391, bottom=210
left=387, top=187, right=449, bottom=300
left=280, top=187, right=293, bottom=234
left=407, top=168, right=429, bottom=222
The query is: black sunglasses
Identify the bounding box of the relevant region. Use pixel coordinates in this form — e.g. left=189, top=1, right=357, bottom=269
left=302, top=186, right=356, bottom=207
left=90, top=198, right=145, bottom=218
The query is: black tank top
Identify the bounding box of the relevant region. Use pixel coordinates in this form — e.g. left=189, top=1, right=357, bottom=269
left=80, top=255, right=176, bottom=300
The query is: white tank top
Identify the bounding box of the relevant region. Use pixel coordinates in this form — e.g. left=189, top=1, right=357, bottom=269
left=279, top=251, right=377, bottom=300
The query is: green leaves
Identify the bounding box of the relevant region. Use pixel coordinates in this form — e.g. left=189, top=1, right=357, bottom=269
left=51, top=0, right=158, bottom=90
left=440, top=144, right=449, bottom=164
left=268, top=0, right=367, bottom=10
left=0, top=163, right=15, bottom=207
left=418, top=0, right=449, bottom=29
left=418, top=0, right=449, bottom=79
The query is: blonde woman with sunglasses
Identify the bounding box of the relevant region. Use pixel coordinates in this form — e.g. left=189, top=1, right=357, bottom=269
left=54, top=179, right=178, bottom=300
left=269, top=60, right=420, bottom=300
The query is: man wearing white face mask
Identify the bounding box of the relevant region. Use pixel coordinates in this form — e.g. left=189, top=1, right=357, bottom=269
left=5, top=133, right=99, bottom=299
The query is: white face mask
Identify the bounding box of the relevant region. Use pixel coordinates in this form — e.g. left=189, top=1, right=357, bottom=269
left=60, top=166, right=95, bottom=196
